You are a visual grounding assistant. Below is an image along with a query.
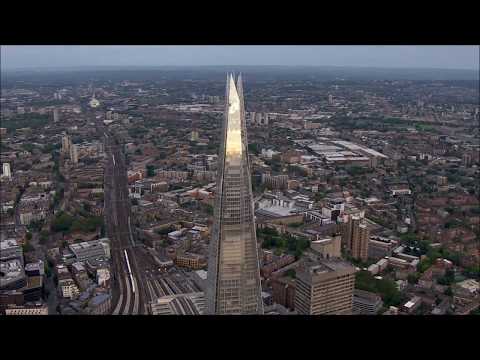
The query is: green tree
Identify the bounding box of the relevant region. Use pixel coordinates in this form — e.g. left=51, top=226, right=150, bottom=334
left=248, top=143, right=260, bottom=155
left=377, top=278, right=403, bottom=307
left=259, top=227, right=279, bottom=237
left=355, top=270, right=403, bottom=307
left=438, top=269, right=455, bottom=285
left=285, top=269, right=296, bottom=278
left=71, top=216, right=103, bottom=233
left=39, top=230, right=49, bottom=245
left=355, top=271, right=378, bottom=293
left=22, top=242, right=34, bottom=252
left=262, top=236, right=273, bottom=249
left=44, top=262, right=52, bottom=278
left=440, top=248, right=461, bottom=266
left=51, top=212, right=74, bottom=233
left=471, top=308, right=480, bottom=315
left=146, top=164, right=155, bottom=177
left=155, top=225, right=176, bottom=235
left=407, top=273, right=419, bottom=285
left=314, top=192, right=325, bottom=202
left=156, top=152, right=167, bottom=160
left=288, top=222, right=303, bottom=228
left=462, top=265, right=480, bottom=280
left=417, top=258, right=432, bottom=273
left=205, top=204, right=214, bottom=215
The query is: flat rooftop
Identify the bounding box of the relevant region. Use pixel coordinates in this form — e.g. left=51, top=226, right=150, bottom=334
left=256, top=206, right=300, bottom=218
left=0, top=239, right=20, bottom=250
left=311, top=238, right=334, bottom=245
left=304, top=258, right=355, bottom=276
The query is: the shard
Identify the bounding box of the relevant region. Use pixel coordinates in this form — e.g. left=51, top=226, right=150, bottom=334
left=206, top=73, right=263, bottom=315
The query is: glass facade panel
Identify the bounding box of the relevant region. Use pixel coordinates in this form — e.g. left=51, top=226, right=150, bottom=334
left=206, top=74, right=263, bottom=315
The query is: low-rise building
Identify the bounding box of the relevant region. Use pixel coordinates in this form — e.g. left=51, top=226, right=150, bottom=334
left=271, top=277, right=296, bottom=310
left=86, top=293, right=111, bottom=315
left=174, top=253, right=207, bottom=270
left=0, top=259, right=26, bottom=291
left=150, top=292, right=205, bottom=315
left=262, top=291, right=274, bottom=306
left=4, top=303, right=49, bottom=315
left=368, top=236, right=398, bottom=260
left=454, top=279, right=479, bottom=300
left=69, top=238, right=110, bottom=262
left=18, top=200, right=49, bottom=225
left=310, top=235, right=341, bottom=259
left=96, top=268, right=111, bottom=287
left=24, top=261, right=44, bottom=277
left=59, top=278, right=80, bottom=299
left=191, top=269, right=207, bottom=291
left=71, top=262, right=89, bottom=290
left=353, top=289, right=383, bottom=315
left=261, top=254, right=296, bottom=278
left=402, top=296, right=422, bottom=314
left=261, top=173, right=289, bottom=190
left=0, top=239, right=23, bottom=263
left=383, top=306, right=399, bottom=315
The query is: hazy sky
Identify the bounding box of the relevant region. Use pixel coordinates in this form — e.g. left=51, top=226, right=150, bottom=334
left=1, top=46, right=478, bottom=70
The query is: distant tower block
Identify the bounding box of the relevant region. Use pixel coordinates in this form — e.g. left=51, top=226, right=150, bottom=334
left=190, top=130, right=199, bottom=142
left=53, top=109, right=60, bottom=122
left=350, top=216, right=370, bottom=262
left=328, top=94, right=334, bottom=105
left=89, top=90, right=100, bottom=108
left=255, top=112, right=262, bottom=124
left=2, top=163, right=12, bottom=179
left=61, top=135, right=71, bottom=155
left=70, top=144, right=79, bottom=164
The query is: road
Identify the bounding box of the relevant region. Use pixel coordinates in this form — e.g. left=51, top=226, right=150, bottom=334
left=102, top=127, right=147, bottom=315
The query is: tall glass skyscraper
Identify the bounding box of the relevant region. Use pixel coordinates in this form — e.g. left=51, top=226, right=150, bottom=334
left=206, top=74, right=263, bottom=315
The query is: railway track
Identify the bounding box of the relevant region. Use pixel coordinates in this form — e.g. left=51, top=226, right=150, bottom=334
left=102, top=127, right=146, bottom=315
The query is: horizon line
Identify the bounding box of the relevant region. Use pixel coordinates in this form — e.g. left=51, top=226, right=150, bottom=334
left=2, top=64, right=479, bottom=72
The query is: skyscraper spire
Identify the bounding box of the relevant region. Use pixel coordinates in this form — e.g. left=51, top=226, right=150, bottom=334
left=206, top=73, right=263, bottom=315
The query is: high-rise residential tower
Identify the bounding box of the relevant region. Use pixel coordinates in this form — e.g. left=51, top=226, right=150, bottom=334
left=2, top=163, right=12, bottom=179
left=61, top=134, right=71, bottom=155
left=206, top=74, right=263, bottom=315
left=340, top=212, right=368, bottom=260
left=70, top=144, right=79, bottom=164
left=53, top=108, right=60, bottom=123
left=348, top=215, right=370, bottom=262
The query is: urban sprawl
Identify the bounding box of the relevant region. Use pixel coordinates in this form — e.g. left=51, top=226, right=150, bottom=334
left=0, top=69, right=479, bottom=315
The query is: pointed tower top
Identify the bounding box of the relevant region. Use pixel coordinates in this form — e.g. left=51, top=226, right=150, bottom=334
left=236, top=73, right=243, bottom=96
left=236, top=72, right=242, bottom=85
left=228, top=73, right=239, bottom=103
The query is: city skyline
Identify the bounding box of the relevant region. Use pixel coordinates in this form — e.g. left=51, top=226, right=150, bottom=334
left=1, top=46, right=479, bottom=71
